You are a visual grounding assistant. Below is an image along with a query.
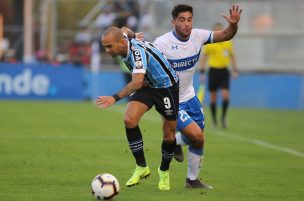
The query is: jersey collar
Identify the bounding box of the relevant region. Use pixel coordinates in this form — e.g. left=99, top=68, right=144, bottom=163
left=172, top=30, right=190, bottom=42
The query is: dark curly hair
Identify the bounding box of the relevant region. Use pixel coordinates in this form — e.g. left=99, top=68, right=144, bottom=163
left=171, top=4, right=193, bottom=19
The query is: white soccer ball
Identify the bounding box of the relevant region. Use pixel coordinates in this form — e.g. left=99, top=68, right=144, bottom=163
left=91, top=173, right=120, bottom=200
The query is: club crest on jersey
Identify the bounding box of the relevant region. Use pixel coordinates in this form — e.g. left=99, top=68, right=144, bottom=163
left=135, top=61, right=143, bottom=69
left=171, top=45, right=178, bottom=50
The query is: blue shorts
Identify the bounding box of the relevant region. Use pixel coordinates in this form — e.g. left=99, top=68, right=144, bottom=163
left=176, top=96, right=205, bottom=131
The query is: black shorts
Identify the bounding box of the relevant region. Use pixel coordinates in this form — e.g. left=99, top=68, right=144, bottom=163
left=208, top=67, right=230, bottom=91
left=129, top=83, right=179, bottom=120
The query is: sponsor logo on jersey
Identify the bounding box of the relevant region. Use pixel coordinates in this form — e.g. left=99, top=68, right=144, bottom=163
left=165, top=109, right=173, bottom=116
left=168, top=52, right=201, bottom=71
left=132, top=45, right=143, bottom=69
left=171, top=45, right=178, bottom=50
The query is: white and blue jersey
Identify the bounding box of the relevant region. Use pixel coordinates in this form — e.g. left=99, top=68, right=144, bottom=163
left=122, top=37, right=179, bottom=88
left=154, top=29, right=213, bottom=129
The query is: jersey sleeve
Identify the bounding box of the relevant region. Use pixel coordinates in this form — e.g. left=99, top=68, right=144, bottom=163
left=130, top=44, right=147, bottom=74
left=153, top=37, right=165, bottom=52
left=193, top=29, right=214, bottom=45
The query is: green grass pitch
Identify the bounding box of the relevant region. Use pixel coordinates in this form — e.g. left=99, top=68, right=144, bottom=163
left=0, top=100, right=303, bottom=201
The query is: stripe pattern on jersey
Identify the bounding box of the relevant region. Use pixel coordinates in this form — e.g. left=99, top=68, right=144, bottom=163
left=122, top=38, right=178, bottom=88
left=136, top=43, right=177, bottom=85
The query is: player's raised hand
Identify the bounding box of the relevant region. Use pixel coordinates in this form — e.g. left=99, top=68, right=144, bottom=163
left=222, top=4, right=242, bottom=25
left=95, top=96, right=115, bottom=109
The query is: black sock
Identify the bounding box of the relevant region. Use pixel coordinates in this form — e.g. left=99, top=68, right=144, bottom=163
left=222, top=100, right=229, bottom=121
left=210, top=103, right=217, bottom=124
left=160, top=139, right=176, bottom=171
left=125, top=126, right=146, bottom=167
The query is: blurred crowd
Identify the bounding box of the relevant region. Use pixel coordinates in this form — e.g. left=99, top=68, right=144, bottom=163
left=0, top=0, right=152, bottom=68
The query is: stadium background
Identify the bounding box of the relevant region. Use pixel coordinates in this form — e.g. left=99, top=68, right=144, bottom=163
left=1, top=1, right=304, bottom=201
left=0, top=0, right=303, bottom=109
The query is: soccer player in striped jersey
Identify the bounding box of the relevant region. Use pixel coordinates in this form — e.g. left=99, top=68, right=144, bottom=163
left=95, top=26, right=179, bottom=190
left=154, top=4, right=242, bottom=188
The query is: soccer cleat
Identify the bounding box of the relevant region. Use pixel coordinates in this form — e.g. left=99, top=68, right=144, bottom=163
left=173, top=145, right=184, bottom=162
left=185, top=178, right=214, bottom=189
left=158, top=168, right=170, bottom=190
left=125, top=165, right=150, bottom=187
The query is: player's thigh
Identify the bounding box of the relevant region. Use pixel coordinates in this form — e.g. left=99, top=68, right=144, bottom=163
left=125, top=101, right=149, bottom=125
left=177, top=97, right=205, bottom=131
left=125, top=88, right=153, bottom=125
left=208, top=68, right=219, bottom=91
left=152, top=84, right=179, bottom=121
left=219, top=68, right=230, bottom=90
left=187, top=96, right=205, bottom=129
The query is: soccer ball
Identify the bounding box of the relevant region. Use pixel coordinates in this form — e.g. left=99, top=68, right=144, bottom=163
left=91, top=173, right=120, bottom=200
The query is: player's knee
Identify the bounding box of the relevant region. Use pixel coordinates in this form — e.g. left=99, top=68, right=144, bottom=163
left=163, top=135, right=175, bottom=143
left=163, top=127, right=176, bottom=143
left=124, top=116, right=138, bottom=128
left=190, top=132, right=204, bottom=148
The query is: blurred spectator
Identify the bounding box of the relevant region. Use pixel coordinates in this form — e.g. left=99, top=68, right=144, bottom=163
left=55, top=41, right=69, bottom=64
left=35, top=50, right=50, bottom=63
left=1, top=49, right=18, bottom=63
left=69, top=42, right=92, bottom=67
left=138, top=10, right=153, bottom=41
left=0, top=38, right=9, bottom=61
left=75, top=28, right=92, bottom=44
left=112, top=0, right=139, bottom=28
left=126, top=11, right=138, bottom=31
left=253, top=14, right=273, bottom=32
left=95, top=5, right=116, bottom=32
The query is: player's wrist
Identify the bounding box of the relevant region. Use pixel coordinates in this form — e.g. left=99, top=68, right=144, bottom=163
left=112, top=94, right=121, bottom=102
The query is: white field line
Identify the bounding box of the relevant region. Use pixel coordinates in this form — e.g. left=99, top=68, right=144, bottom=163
left=110, top=106, right=304, bottom=159
left=2, top=106, right=302, bottom=159
left=211, top=131, right=304, bottom=159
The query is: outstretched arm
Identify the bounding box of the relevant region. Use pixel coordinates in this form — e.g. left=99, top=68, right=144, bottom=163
left=121, top=26, right=144, bottom=40
left=213, top=4, right=242, bottom=43
left=95, top=73, right=145, bottom=109
left=121, top=26, right=135, bottom=38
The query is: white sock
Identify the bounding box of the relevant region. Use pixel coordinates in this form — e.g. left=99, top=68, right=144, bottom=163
left=175, top=131, right=187, bottom=146
left=187, top=150, right=203, bottom=180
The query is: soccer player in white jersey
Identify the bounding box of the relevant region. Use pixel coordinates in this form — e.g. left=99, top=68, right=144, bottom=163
left=154, top=4, right=242, bottom=188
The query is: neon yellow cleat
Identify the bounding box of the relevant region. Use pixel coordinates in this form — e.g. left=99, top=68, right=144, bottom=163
left=158, top=168, right=170, bottom=190
left=125, top=165, right=150, bottom=187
